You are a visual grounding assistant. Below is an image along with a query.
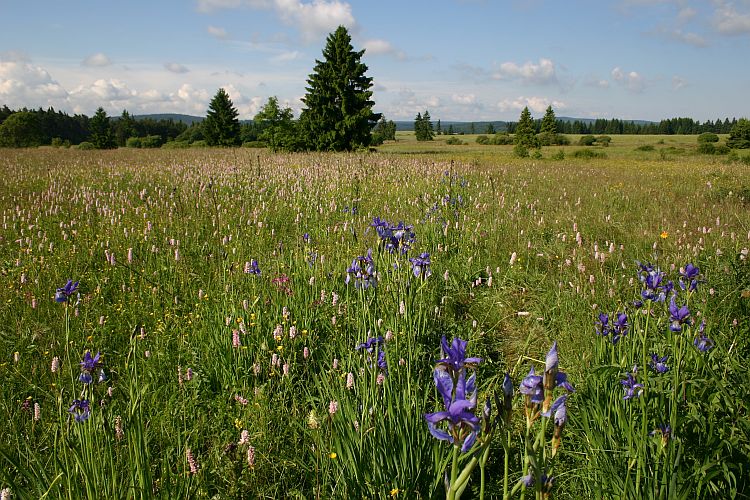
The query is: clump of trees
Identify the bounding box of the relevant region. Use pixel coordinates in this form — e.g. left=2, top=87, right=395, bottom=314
left=727, top=118, right=750, bottom=149
left=371, top=116, right=396, bottom=145
left=414, top=111, right=434, bottom=141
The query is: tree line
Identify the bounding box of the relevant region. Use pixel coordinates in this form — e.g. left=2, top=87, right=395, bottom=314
left=506, top=116, right=741, bottom=136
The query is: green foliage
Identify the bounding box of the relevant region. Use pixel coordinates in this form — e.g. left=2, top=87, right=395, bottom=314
left=540, top=105, right=557, bottom=135
left=727, top=118, right=750, bottom=149
left=445, top=136, right=464, bottom=145
left=579, top=135, right=596, bottom=146
left=551, top=149, right=565, bottom=160
left=115, top=110, right=136, bottom=147
left=698, top=132, right=719, bottom=144
left=371, top=116, right=396, bottom=145
left=713, top=144, right=731, bottom=155
left=176, top=123, right=205, bottom=144
left=513, top=143, right=529, bottom=158
left=415, top=111, right=435, bottom=141
left=126, top=137, right=142, bottom=148
left=485, top=123, right=496, bottom=134
left=254, top=97, right=296, bottom=152
left=636, top=144, right=656, bottom=152
left=537, top=132, right=569, bottom=146
left=140, top=135, right=163, bottom=149
left=190, top=140, right=208, bottom=148
left=77, top=141, right=95, bottom=150
left=242, top=141, right=267, bottom=148
left=514, top=107, right=538, bottom=148
left=531, top=149, right=543, bottom=159
left=298, top=26, right=379, bottom=151
left=203, top=88, right=241, bottom=147
left=0, top=111, right=43, bottom=147
left=161, top=141, right=190, bottom=149
left=572, top=148, right=606, bottom=158
left=476, top=135, right=490, bottom=145
left=596, top=135, right=612, bottom=147
left=697, top=142, right=716, bottom=155
left=89, top=107, right=116, bottom=149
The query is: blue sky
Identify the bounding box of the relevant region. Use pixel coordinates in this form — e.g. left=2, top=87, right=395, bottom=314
left=1, top=0, right=749, bottom=121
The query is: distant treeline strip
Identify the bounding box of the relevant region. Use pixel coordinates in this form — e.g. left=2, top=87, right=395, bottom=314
left=507, top=116, right=740, bottom=135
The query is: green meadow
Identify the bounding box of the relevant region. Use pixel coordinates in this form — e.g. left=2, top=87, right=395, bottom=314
left=1, top=142, right=749, bottom=498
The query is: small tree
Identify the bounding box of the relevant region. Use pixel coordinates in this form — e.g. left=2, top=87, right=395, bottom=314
left=515, top=107, right=538, bottom=148
left=254, top=96, right=295, bottom=151
left=89, top=107, right=116, bottom=149
left=415, top=110, right=434, bottom=141
left=0, top=112, right=43, bottom=147
left=540, top=105, right=557, bottom=135
left=298, top=26, right=380, bottom=151
left=115, top=109, right=135, bottom=147
left=371, top=116, right=396, bottom=145
left=727, top=118, right=750, bottom=149
left=203, top=88, right=240, bottom=147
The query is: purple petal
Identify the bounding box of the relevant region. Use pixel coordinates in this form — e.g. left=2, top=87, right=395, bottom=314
left=461, top=432, right=477, bottom=453
left=427, top=422, right=452, bottom=442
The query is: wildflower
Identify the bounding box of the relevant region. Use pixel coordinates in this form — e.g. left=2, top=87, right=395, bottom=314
left=114, top=415, right=123, bottom=440
left=245, top=259, right=261, bottom=275
left=650, top=353, right=670, bottom=373
left=186, top=448, right=199, bottom=474
left=520, top=367, right=544, bottom=409
left=247, top=446, right=256, bottom=468
left=668, top=296, right=691, bottom=332
left=34, top=402, right=40, bottom=422
left=376, top=372, right=386, bottom=385
left=390, top=488, right=399, bottom=497
left=435, top=336, right=482, bottom=377
left=621, top=367, right=644, bottom=401
left=345, top=249, right=377, bottom=289
left=650, top=424, right=672, bottom=447
left=68, top=399, right=91, bottom=422
left=329, top=452, right=337, bottom=459
left=1, top=488, right=11, bottom=500
left=239, top=429, right=249, bottom=445
left=51, top=356, right=60, bottom=373
left=500, top=373, right=514, bottom=424
left=307, top=410, right=320, bottom=429
left=611, top=312, right=629, bottom=343
left=303, top=346, right=310, bottom=359
left=679, top=263, right=701, bottom=292
left=409, top=252, right=432, bottom=279
left=542, top=341, right=574, bottom=412
left=55, top=279, right=79, bottom=302
left=660, top=231, right=669, bottom=239
left=425, top=369, right=480, bottom=453
left=356, top=336, right=384, bottom=353
left=371, top=217, right=415, bottom=254
left=346, top=372, right=355, bottom=389
left=328, top=400, right=338, bottom=415
left=79, top=351, right=102, bottom=384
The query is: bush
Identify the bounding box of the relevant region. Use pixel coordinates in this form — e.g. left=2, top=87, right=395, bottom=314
left=491, top=133, right=513, bottom=145
left=531, top=149, right=543, bottom=159
left=242, top=141, right=267, bottom=148
left=126, top=137, right=142, bottom=148
left=445, top=137, right=464, bottom=145
left=635, top=144, right=655, bottom=152
left=697, top=132, right=719, bottom=143
left=729, top=139, right=750, bottom=149
left=475, top=135, right=490, bottom=145
left=596, top=135, right=611, bottom=147
left=713, top=144, right=731, bottom=155
left=51, top=137, right=64, bottom=148
left=551, top=150, right=565, bottom=160
left=572, top=148, right=606, bottom=159
left=697, top=142, right=715, bottom=155
left=727, top=118, right=750, bottom=149
left=190, top=140, right=208, bottom=148
left=77, top=141, right=95, bottom=150
left=140, top=135, right=163, bottom=148
left=162, top=141, right=190, bottom=149
left=513, top=144, right=529, bottom=158
left=579, top=135, right=596, bottom=146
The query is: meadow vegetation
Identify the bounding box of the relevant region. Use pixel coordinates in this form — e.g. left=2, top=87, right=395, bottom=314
left=1, top=141, right=749, bottom=498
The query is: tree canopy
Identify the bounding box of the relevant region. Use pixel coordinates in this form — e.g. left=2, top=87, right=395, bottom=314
left=298, top=26, right=380, bottom=151
left=203, top=88, right=240, bottom=147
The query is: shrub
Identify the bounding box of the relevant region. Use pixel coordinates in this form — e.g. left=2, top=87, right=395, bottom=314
left=475, top=135, right=490, bottom=145
left=140, top=135, right=163, bottom=148
left=190, top=140, right=208, bottom=148
left=697, top=132, right=719, bottom=143
left=126, top=137, right=142, bottom=148
left=596, top=135, right=611, bottom=147
left=572, top=148, right=606, bottom=159
left=713, top=144, right=730, bottom=155
left=242, top=141, right=267, bottom=148
left=727, top=118, right=750, bottom=149
left=513, top=143, right=529, bottom=158
left=445, top=136, right=464, bottom=145
left=491, top=133, right=513, bottom=145
left=697, top=142, right=715, bottom=155
left=51, top=137, right=64, bottom=148
left=579, top=135, right=596, bottom=146
left=77, top=141, right=95, bottom=150
left=635, top=144, right=655, bottom=152
left=551, top=149, right=565, bottom=160
left=531, top=149, right=543, bottom=159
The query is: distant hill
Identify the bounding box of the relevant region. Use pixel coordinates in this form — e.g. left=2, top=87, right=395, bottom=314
left=133, top=113, right=204, bottom=125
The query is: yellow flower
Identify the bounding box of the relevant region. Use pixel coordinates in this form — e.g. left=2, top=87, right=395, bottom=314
left=276, top=345, right=284, bottom=352
left=329, top=452, right=337, bottom=459
left=234, top=419, right=243, bottom=429
left=660, top=231, right=669, bottom=239
left=390, top=488, right=399, bottom=497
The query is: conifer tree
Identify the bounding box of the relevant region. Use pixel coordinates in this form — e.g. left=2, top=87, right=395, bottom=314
left=203, top=88, right=240, bottom=147
left=540, top=105, right=557, bottom=135
left=515, top=107, right=538, bottom=148
left=415, top=110, right=434, bottom=141
left=89, top=107, right=115, bottom=149
left=299, top=26, right=379, bottom=151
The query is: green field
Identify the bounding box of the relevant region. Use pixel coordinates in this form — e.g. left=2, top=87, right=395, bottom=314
left=1, top=145, right=749, bottom=498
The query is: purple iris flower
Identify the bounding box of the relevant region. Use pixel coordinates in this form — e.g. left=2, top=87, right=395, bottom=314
left=302, top=232, right=310, bottom=243
left=409, top=252, right=432, bottom=279
left=377, top=350, right=388, bottom=371
left=520, top=367, right=544, bottom=405
left=649, top=353, right=670, bottom=373
left=345, top=249, right=376, bottom=289
left=639, top=264, right=670, bottom=302
left=668, top=296, right=691, bottom=332
left=79, top=351, right=102, bottom=384
left=355, top=336, right=384, bottom=353
left=545, top=341, right=559, bottom=373
left=694, top=321, right=715, bottom=352
left=621, top=367, right=644, bottom=400
left=245, top=259, right=261, bottom=275
left=55, top=279, right=79, bottom=302
left=595, top=313, right=610, bottom=337
left=543, top=342, right=575, bottom=393
left=679, top=263, right=701, bottom=292
left=435, top=336, right=482, bottom=376
left=542, top=394, right=568, bottom=422
left=650, top=424, right=672, bottom=439
left=68, top=399, right=91, bottom=422
left=371, top=217, right=416, bottom=255
left=612, top=312, right=629, bottom=343
left=426, top=368, right=479, bottom=452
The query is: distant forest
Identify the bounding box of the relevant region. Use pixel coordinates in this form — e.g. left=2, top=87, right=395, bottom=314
left=0, top=103, right=744, bottom=147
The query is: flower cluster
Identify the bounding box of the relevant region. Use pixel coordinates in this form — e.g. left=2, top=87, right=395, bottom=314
left=345, top=249, right=376, bottom=289
left=68, top=399, right=91, bottom=423
left=409, top=252, right=432, bottom=279
left=595, top=312, right=629, bottom=344
left=637, top=262, right=672, bottom=302
left=79, top=351, right=105, bottom=384
left=355, top=336, right=388, bottom=373
left=520, top=342, right=574, bottom=421
left=371, top=217, right=415, bottom=255
left=621, top=365, right=644, bottom=400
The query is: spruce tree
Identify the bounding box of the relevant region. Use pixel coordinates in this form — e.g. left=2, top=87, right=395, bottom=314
left=415, top=111, right=434, bottom=141
left=515, top=107, right=538, bottom=148
left=254, top=96, right=295, bottom=151
left=89, top=107, right=115, bottom=149
left=299, top=26, right=380, bottom=151
left=540, top=106, right=557, bottom=135
left=203, top=88, right=240, bottom=147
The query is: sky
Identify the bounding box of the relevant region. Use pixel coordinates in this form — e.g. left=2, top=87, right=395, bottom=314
left=1, top=0, right=749, bottom=122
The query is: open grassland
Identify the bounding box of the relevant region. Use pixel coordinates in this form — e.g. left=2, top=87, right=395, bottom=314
left=1, top=147, right=749, bottom=498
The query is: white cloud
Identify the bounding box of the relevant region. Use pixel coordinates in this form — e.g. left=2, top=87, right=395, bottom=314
left=451, top=93, right=476, bottom=105
left=208, top=25, right=229, bottom=39
left=713, top=0, right=750, bottom=35
left=493, top=58, right=557, bottom=85
left=164, top=63, right=190, bottom=74
left=672, top=75, right=688, bottom=89
left=0, top=61, right=68, bottom=108
left=70, top=79, right=136, bottom=102
left=270, top=50, right=301, bottom=62
left=497, top=96, right=566, bottom=114
left=196, top=0, right=270, bottom=12
left=611, top=66, right=645, bottom=92
left=362, top=39, right=406, bottom=59
left=82, top=53, right=112, bottom=67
